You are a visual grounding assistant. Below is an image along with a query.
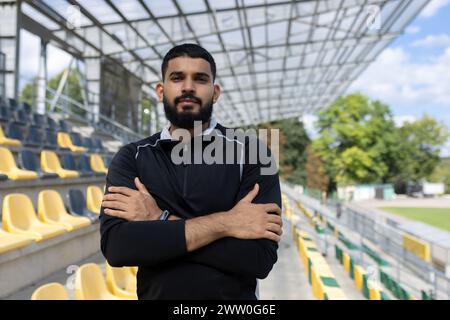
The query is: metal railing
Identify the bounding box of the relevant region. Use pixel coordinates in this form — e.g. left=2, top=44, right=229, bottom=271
left=45, top=87, right=144, bottom=143
left=282, top=183, right=450, bottom=300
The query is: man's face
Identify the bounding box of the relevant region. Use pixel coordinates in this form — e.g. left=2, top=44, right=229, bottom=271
left=156, top=57, right=220, bottom=129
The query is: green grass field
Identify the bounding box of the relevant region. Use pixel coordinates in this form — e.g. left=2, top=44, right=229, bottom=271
left=380, top=207, right=450, bottom=232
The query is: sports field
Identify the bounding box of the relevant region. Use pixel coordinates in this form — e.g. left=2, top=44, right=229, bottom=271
left=380, top=207, right=450, bottom=232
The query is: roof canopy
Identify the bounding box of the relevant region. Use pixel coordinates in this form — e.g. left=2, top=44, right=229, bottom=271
left=22, top=0, right=428, bottom=127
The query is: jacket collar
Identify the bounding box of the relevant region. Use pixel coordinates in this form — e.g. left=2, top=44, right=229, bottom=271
left=160, top=117, right=218, bottom=141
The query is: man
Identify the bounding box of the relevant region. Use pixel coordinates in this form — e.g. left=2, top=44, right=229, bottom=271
left=100, top=43, right=283, bottom=300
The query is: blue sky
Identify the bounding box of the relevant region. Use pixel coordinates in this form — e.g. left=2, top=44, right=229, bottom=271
left=303, top=0, right=450, bottom=157
left=347, top=0, right=450, bottom=156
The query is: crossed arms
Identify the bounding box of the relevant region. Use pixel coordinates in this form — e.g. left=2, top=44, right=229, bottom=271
left=100, top=144, right=283, bottom=279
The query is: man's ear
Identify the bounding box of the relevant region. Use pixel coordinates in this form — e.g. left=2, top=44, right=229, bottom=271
left=213, top=84, right=221, bottom=103
left=155, top=82, right=164, bottom=102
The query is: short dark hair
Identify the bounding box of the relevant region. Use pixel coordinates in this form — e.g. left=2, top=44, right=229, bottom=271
left=161, top=43, right=216, bottom=82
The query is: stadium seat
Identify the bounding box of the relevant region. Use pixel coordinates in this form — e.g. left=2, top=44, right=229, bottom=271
left=0, top=147, right=38, bottom=180
left=59, top=119, right=69, bottom=132
left=33, top=113, right=47, bottom=127
left=60, top=153, right=90, bottom=177
left=105, top=262, right=138, bottom=299
left=0, top=228, right=34, bottom=254
left=31, top=282, right=69, bottom=300
left=103, top=155, right=113, bottom=168
left=0, top=106, right=12, bottom=122
left=94, top=138, right=104, bottom=152
left=15, top=109, right=31, bottom=125
left=20, top=102, right=32, bottom=114
left=40, top=150, right=79, bottom=179
left=43, top=130, right=58, bottom=149
left=6, top=122, right=25, bottom=141
left=86, top=186, right=103, bottom=214
left=83, top=137, right=96, bottom=152
left=2, top=193, right=66, bottom=242
left=75, top=263, right=122, bottom=300
left=57, top=132, right=87, bottom=152
left=19, top=150, right=58, bottom=179
left=68, top=189, right=99, bottom=223
left=46, top=117, right=59, bottom=131
left=90, top=154, right=108, bottom=174
left=79, top=155, right=103, bottom=177
left=0, top=125, right=21, bottom=146
left=130, top=267, right=138, bottom=276
left=37, top=190, right=91, bottom=232
left=24, top=126, right=43, bottom=148
left=8, top=98, right=18, bottom=109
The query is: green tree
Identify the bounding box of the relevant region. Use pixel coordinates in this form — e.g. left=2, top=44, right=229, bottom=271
left=395, top=115, right=448, bottom=183
left=305, top=144, right=329, bottom=192
left=313, top=93, right=397, bottom=187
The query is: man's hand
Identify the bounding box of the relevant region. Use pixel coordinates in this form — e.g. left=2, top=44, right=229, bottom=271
left=224, top=184, right=283, bottom=242
left=102, top=177, right=163, bottom=221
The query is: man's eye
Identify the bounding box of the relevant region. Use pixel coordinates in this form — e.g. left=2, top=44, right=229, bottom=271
left=197, top=78, right=207, bottom=83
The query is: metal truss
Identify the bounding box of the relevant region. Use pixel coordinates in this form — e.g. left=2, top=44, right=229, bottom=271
left=17, top=0, right=429, bottom=128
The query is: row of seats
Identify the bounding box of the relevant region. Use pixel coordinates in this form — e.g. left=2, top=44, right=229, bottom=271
left=0, top=186, right=103, bottom=254
left=295, top=199, right=398, bottom=300
left=282, top=194, right=347, bottom=300
left=0, top=122, right=107, bottom=154
left=0, top=147, right=108, bottom=180
left=31, top=262, right=138, bottom=300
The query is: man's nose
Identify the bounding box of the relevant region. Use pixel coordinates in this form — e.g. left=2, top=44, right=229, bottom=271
left=181, top=78, right=195, bottom=93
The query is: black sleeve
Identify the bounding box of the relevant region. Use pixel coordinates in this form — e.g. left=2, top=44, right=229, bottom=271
left=99, top=144, right=187, bottom=267
left=186, top=137, right=281, bottom=279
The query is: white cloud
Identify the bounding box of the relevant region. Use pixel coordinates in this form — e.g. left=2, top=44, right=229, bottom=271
left=412, top=34, right=450, bottom=48
left=441, top=140, right=450, bottom=157
left=301, top=114, right=319, bottom=139
left=405, top=25, right=421, bottom=34
left=348, top=45, right=450, bottom=111
left=393, top=115, right=417, bottom=127
left=420, top=0, right=450, bottom=18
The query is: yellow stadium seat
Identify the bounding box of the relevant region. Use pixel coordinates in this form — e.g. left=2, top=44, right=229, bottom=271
left=87, top=186, right=103, bottom=214
left=0, top=147, right=38, bottom=180
left=75, top=263, right=131, bottom=300
left=105, top=262, right=138, bottom=299
left=2, top=193, right=66, bottom=242
left=0, top=126, right=21, bottom=147
left=0, top=228, right=34, bottom=254
left=40, top=150, right=79, bottom=179
left=57, top=132, right=87, bottom=153
left=37, top=190, right=91, bottom=232
left=90, top=154, right=108, bottom=174
left=130, top=266, right=138, bottom=276
left=31, top=282, right=69, bottom=300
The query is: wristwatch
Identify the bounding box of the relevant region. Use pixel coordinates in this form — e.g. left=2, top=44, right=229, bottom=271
left=159, top=210, right=170, bottom=221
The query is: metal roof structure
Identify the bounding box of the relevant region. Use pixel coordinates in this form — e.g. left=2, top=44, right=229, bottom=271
left=3, top=0, right=429, bottom=128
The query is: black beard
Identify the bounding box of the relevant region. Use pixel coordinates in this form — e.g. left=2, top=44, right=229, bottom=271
left=163, top=94, right=214, bottom=129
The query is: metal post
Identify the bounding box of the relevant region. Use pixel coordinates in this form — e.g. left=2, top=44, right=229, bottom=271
left=36, top=39, right=47, bottom=114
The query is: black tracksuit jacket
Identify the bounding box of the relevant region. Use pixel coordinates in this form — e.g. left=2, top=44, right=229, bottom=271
left=100, top=122, right=281, bottom=300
